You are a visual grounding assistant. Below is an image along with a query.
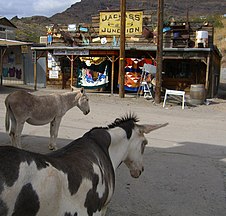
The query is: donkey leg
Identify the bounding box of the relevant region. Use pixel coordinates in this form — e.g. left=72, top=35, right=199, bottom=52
left=9, top=121, right=24, bottom=148
left=14, top=122, right=24, bottom=149
left=49, top=117, right=62, bottom=150
left=9, top=120, right=16, bottom=147
left=7, top=108, right=16, bottom=147
left=101, top=207, right=108, bottom=216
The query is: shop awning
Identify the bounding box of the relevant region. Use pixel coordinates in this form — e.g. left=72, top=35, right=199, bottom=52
left=0, top=39, right=31, bottom=46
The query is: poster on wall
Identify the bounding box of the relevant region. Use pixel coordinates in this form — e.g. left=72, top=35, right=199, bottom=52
left=49, top=70, right=59, bottom=79
left=48, top=52, right=61, bottom=79
left=48, top=52, right=60, bottom=69
left=77, top=57, right=110, bottom=89
left=48, top=53, right=53, bottom=68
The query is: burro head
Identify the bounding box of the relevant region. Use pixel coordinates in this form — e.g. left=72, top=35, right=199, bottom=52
left=124, top=123, right=168, bottom=178
left=78, top=87, right=90, bottom=115
left=72, top=86, right=90, bottom=115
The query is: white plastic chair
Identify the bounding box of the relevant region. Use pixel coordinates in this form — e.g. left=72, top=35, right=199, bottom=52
left=163, top=89, right=185, bottom=109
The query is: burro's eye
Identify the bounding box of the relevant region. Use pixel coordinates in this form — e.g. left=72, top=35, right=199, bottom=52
left=141, top=139, right=147, bottom=154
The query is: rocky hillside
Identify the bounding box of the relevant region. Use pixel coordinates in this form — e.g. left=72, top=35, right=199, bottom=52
left=49, top=0, right=226, bottom=24
left=10, top=0, right=226, bottom=42
left=215, top=18, right=226, bottom=67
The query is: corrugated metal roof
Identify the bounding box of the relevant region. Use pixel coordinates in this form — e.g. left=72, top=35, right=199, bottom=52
left=0, top=39, right=31, bottom=46
left=31, top=45, right=211, bottom=52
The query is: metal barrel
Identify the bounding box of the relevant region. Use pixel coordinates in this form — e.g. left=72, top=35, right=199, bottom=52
left=190, top=84, right=205, bottom=105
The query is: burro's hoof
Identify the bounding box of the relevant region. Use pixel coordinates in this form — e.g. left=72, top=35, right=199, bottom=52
left=48, top=145, right=57, bottom=151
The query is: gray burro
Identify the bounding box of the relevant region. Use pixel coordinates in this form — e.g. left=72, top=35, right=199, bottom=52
left=4, top=87, right=90, bottom=150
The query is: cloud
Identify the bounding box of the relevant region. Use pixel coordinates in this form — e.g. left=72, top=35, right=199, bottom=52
left=33, top=0, right=77, bottom=16
left=0, top=0, right=80, bottom=19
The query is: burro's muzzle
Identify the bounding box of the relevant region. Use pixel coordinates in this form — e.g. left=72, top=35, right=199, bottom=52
left=125, top=159, right=144, bottom=178
left=83, top=109, right=90, bottom=115
left=130, top=166, right=144, bottom=178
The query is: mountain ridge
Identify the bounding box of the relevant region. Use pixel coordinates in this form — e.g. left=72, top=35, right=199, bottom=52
left=10, top=0, right=226, bottom=42
left=49, top=0, right=226, bottom=24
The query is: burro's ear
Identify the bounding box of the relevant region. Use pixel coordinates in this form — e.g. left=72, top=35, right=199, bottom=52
left=80, top=87, right=85, bottom=94
left=137, top=123, right=168, bottom=134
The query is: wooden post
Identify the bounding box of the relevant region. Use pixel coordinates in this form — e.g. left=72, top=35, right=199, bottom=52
left=67, top=55, right=78, bottom=90
left=205, top=55, right=210, bottom=93
left=107, top=55, right=119, bottom=95
left=70, top=55, right=74, bottom=88
left=0, top=48, right=6, bottom=85
left=111, top=55, right=115, bottom=95
left=155, top=0, right=164, bottom=104
left=119, top=0, right=126, bottom=98
left=0, top=49, right=3, bottom=85
left=33, top=51, right=37, bottom=91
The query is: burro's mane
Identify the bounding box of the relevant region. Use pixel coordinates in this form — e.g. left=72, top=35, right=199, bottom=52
left=90, top=113, right=139, bottom=139
left=107, top=113, right=139, bottom=129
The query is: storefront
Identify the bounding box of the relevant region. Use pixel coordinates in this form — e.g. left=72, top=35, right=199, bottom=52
left=31, top=44, right=221, bottom=97
left=31, top=10, right=222, bottom=98
left=31, top=46, right=157, bottom=94
left=0, top=39, right=32, bottom=86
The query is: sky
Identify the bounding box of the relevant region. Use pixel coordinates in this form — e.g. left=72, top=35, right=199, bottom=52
left=0, top=0, right=81, bottom=19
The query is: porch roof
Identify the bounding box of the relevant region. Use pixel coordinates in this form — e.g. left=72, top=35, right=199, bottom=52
left=0, top=39, right=31, bottom=46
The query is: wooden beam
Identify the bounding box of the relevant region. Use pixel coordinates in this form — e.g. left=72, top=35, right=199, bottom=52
left=155, top=0, right=164, bottom=104
left=0, top=48, right=6, bottom=85
left=70, top=55, right=74, bottom=88
left=107, top=55, right=119, bottom=95
left=33, top=50, right=37, bottom=90
left=119, top=0, right=126, bottom=98
left=67, top=55, right=78, bottom=89
left=111, top=56, right=115, bottom=95
left=205, top=55, right=210, bottom=94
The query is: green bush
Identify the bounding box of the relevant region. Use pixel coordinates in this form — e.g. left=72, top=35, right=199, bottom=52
left=191, top=15, right=224, bottom=28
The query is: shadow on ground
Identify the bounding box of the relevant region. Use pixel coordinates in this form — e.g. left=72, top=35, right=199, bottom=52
left=1, top=131, right=226, bottom=216
left=0, top=85, right=36, bottom=94
left=0, top=131, right=72, bottom=154
left=108, top=141, right=226, bottom=216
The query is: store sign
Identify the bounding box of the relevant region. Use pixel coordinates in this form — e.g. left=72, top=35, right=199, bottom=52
left=99, top=11, right=143, bottom=36
left=21, top=45, right=29, bottom=53
left=53, top=50, right=89, bottom=56
left=49, top=70, right=59, bottom=79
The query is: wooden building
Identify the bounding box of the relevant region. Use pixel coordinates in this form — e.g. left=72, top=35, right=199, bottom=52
left=31, top=10, right=222, bottom=98
left=0, top=17, right=33, bottom=87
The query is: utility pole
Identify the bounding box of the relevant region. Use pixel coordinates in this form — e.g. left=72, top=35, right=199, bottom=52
left=155, top=0, right=164, bottom=104
left=119, top=0, right=126, bottom=98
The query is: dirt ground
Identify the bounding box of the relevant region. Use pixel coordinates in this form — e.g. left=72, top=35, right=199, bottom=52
left=0, top=84, right=226, bottom=216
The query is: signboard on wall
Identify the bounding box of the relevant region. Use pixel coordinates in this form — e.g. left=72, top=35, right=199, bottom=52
left=53, top=50, right=89, bottom=56
left=21, top=45, right=29, bottom=54
left=49, top=70, right=59, bottom=79
left=99, top=11, right=143, bottom=36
